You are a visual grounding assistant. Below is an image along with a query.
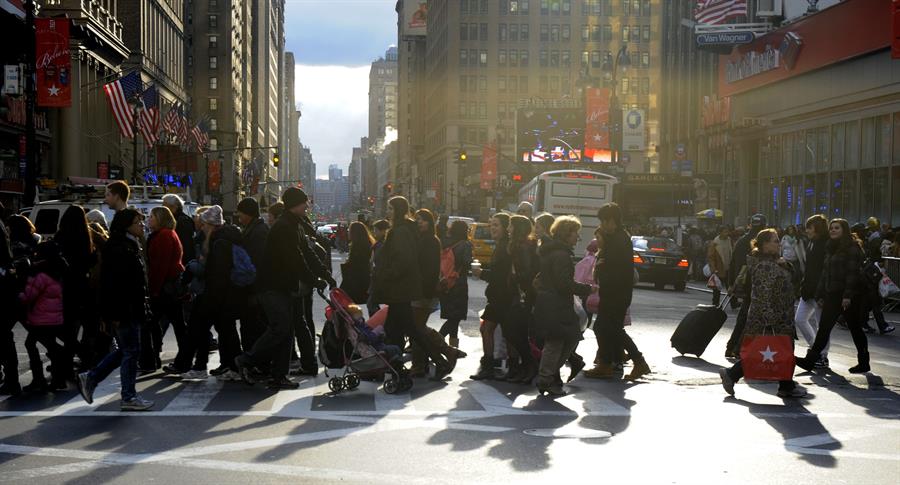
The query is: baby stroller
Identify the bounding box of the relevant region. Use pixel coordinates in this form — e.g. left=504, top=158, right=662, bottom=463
left=317, top=288, right=412, bottom=394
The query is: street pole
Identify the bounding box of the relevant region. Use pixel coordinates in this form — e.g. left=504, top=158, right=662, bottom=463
left=23, top=0, right=36, bottom=205
left=132, top=103, right=139, bottom=185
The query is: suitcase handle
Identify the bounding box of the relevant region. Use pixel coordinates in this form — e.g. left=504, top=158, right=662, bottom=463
left=717, top=294, right=733, bottom=311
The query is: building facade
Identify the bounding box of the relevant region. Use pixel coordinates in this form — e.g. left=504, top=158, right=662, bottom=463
left=709, top=0, right=900, bottom=227
left=415, top=0, right=663, bottom=216
left=396, top=0, right=428, bottom=207
left=281, top=51, right=300, bottom=191
left=251, top=0, right=284, bottom=202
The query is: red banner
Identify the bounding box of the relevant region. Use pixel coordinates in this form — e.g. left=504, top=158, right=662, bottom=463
left=584, top=87, right=610, bottom=162
left=480, top=143, right=498, bottom=190
left=36, top=19, right=71, bottom=108
left=208, top=159, right=221, bottom=192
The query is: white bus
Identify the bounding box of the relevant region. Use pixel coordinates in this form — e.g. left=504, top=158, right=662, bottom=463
left=518, top=169, right=618, bottom=255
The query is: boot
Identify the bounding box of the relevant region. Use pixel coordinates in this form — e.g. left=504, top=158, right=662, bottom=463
left=848, top=353, right=870, bottom=374
left=536, top=377, right=566, bottom=397
left=514, top=360, right=538, bottom=385
left=625, top=356, right=651, bottom=381
left=470, top=356, right=496, bottom=380
left=795, top=350, right=816, bottom=372
left=498, top=359, right=522, bottom=382
left=583, top=361, right=619, bottom=379
left=566, top=356, right=585, bottom=383
left=409, top=345, right=428, bottom=378
left=449, top=337, right=460, bottom=349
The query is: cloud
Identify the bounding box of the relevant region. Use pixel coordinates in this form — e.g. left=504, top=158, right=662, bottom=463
left=295, top=64, right=370, bottom=176
left=285, top=0, right=397, bottom=65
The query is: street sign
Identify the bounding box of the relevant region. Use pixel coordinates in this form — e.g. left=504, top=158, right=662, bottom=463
left=695, top=31, right=754, bottom=46
left=622, top=109, right=645, bottom=151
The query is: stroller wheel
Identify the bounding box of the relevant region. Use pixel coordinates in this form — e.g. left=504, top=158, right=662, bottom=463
left=383, top=379, right=398, bottom=394
left=328, top=377, right=344, bottom=393
left=344, top=374, right=361, bottom=390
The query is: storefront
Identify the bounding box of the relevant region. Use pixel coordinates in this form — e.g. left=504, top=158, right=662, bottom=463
left=617, top=173, right=722, bottom=226
left=716, top=0, right=900, bottom=227
left=0, top=95, right=51, bottom=210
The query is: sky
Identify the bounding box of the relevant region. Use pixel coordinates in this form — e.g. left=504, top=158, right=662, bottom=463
left=286, top=0, right=397, bottom=178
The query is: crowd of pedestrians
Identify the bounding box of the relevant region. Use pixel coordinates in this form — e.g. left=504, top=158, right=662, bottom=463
left=0, top=180, right=896, bottom=409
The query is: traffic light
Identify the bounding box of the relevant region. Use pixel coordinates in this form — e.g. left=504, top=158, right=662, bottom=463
left=511, top=173, right=523, bottom=182
left=272, top=153, right=280, bottom=167
left=385, top=182, right=393, bottom=193
left=367, top=196, right=376, bottom=206
left=458, top=150, right=467, bottom=162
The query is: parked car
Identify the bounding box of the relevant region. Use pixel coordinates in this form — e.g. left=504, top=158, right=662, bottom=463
left=469, top=222, right=494, bottom=267
left=315, top=223, right=338, bottom=248
left=631, top=236, right=689, bottom=291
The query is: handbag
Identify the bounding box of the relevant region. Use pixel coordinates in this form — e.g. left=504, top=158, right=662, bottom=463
left=879, top=274, right=900, bottom=298
left=739, top=330, right=795, bottom=381
left=585, top=288, right=599, bottom=314
left=573, top=295, right=588, bottom=332
left=707, top=274, right=724, bottom=291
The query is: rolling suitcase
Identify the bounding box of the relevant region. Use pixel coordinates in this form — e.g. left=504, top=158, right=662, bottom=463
left=670, top=295, right=731, bottom=357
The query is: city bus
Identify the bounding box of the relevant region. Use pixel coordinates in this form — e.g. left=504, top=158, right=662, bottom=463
left=518, top=169, right=618, bottom=255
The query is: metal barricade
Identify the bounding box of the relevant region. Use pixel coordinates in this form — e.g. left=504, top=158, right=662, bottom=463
left=882, top=257, right=900, bottom=312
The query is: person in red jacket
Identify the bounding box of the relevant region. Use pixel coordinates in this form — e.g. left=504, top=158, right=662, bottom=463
left=19, top=241, right=69, bottom=392
left=141, top=206, right=187, bottom=373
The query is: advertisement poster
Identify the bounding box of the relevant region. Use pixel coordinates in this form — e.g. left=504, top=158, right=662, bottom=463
left=480, top=143, right=497, bottom=189
left=583, top=87, right=610, bottom=162
left=402, top=1, right=427, bottom=36
left=208, top=159, right=221, bottom=192
left=36, top=18, right=71, bottom=108
left=622, top=108, right=645, bottom=151
left=517, top=108, right=584, bottom=162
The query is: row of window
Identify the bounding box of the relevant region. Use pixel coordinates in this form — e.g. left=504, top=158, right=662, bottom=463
left=459, top=0, right=650, bottom=18
left=457, top=48, right=650, bottom=70
left=497, top=24, right=530, bottom=42
left=464, top=23, right=651, bottom=45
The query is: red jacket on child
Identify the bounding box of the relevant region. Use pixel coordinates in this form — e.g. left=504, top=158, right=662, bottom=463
left=19, top=272, right=64, bottom=326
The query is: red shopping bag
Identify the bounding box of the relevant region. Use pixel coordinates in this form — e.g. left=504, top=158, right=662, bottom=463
left=740, top=334, right=795, bottom=381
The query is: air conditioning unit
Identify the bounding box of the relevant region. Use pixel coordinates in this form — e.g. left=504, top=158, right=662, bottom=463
left=756, top=0, right=783, bottom=17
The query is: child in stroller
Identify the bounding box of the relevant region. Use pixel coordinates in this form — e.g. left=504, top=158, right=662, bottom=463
left=318, top=288, right=412, bottom=394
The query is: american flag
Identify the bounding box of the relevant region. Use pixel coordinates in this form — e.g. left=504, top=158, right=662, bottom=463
left=163, top=102, right=181, bottom=137
left=102, top=71, right=142, bottom=138
left=191, top=119, right=210, bottom=152
left=694, top=0, right=747, bottom=25
left=137, top=85, right=159, bottom=146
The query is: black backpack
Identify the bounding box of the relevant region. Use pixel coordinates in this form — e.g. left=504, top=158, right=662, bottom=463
left=861, top=259, right=882, bottom=289
left=317, top=319, right=353, bottom=369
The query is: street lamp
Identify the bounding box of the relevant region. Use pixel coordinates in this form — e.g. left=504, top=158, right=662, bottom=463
left=601, top=45, right=631, bottom=165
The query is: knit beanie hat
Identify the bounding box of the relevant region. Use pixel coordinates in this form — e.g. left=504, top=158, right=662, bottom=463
left=236, top=197, right=260, bottom=218
left=282, top=187, right=309, bottom=210
left=200, top=205, right=224, bottom=226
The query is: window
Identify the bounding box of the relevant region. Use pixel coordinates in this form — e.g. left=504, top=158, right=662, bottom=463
left=621, top=78, right=629, bottom=95
left=551, top=0, right=560, bottom=14
left=209, top=98, right=217, bottom=110
left=641, top=51, right=650, bottom=68
left=209, top=35, right=218, bottom=48
left=550, top=50, right=559, bottom=67
left=459, top=75, right=467, bottom=93
left=631, top=26, right=641, bottom=43
left=209, top=56, right=217, bottom=68
left=186, top=76, right=192, bottom=87
left=591, top=50, right=601, bottom=68
left=498, top=23, right=507, bottom=41
left=550, top=24, right=560, bottom=42
left=623, top=0, right=632, bottom=15
left=209, top=77, right=217, bottom=89
left=462, top=0, right=469, bottom=14
left=509, top=24, right=518, bottom=41
left=460, top=23, right=468, bottom=41
left=539, top=76, right=548, bottom=92
left=520, top=49, right=529, bottom=66
left=509, top=76, right=518, bottom=93
left=581, top=50, right=589, bottom=67
left=642, top=25, right=651, bottom=42
left=209, top=0, right=217, bottom=8
left=561, top=77, right=570, bottom=94
left=520, top=0, right=529, bottom=14
left=561, top=50, right=570, bottom=67
left=846, top=120, right=860, bottom=169
left=469, top=76, right=478, bottom=92
left=581, top=25, right=590, bottom=42
left=510, top=49, right=519, bottom=66
left=541, top=0, right=549, bottom=15
left=591, top=25, right=601, bottom=41
left=562, top=0, right=571, bottom=14
left=622, top=25, right=629, bottom=42
left=498, top=76, right=507, bottom=93
left=480, top=23, right=488, bottom=40
left=641, top=0, right=650, bottom=16
left=209, top=118, right=217, bottom=130
left=459, top=101, right=467, bottom=118
left=521, top=24, right=529, bottom=40
left=641, top=77, right=650, bottom=95
left=499, top=103, right=507, bottom=120
left=479, top=75, right=487, bottom=91
left=561, top=25, right=570, bottom=42
left=470, top=24, right=478, bottom=40
left=603, top=24, right=612, bottom=41
left=187, top=55, right=193, bottom=67
left=877, top=114, right=891, bottom=166
left=479, top=49, right=488, bottom=66
left=862, top=117, right=876, bottom=168
left=208, top=15, right=217, bottom=28
left=539, top=50, right=548, bottom=66
left=499, top=49, right=507, bottom=66
left=481, top=0, right=488, bottom=13
left=459, top=49, right=467, bottom=66
left=540, top=24, right=549, bottom=41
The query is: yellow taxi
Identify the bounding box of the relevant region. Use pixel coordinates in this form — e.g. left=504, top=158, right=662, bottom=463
left=469, top=222, right=495, bottom=267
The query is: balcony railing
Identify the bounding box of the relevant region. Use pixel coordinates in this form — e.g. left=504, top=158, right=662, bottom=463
left=42, top=0, right=123, bottom=41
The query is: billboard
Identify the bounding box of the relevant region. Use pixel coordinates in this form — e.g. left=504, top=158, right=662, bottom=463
left=36, top=19, right=71, bottom=108
left=583, top=87, right=610, bottom=162
left=622, top=108, right=645, bottom=151
left=516, top=108, right=584, bottom=163
left=401, top=1, right=427, bottom=37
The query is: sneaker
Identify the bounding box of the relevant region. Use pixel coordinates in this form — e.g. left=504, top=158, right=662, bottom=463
left=181, top=369, right=208, bottom=381
left=814, top=357, right=830, bottom=369
left=267, top=376, right=299, bottom=390
left=880, top=325, right=896, bottom=335
left=162, top=364, right=185, bottom=376
left=776, top=385, right=807, bottom=398
left=209, top=365, right=230, bottom=377
left=719, top=368, right=735, bottom=396
left=216, top=370, right=241, bottom=382
left=234, top=355, right=256, bottom=385
left=76, top=372, right=96, bottom=404
left=120, top=396, right=155, bottom=411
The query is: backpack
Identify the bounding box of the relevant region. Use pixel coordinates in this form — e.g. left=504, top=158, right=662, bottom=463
left=230, top=244, right=256, bottom=287
left=318, top=319, right=352, bottom=369
left=861, top=259, right=882, bottom=289
left=439, top=242, right=463, bottom=292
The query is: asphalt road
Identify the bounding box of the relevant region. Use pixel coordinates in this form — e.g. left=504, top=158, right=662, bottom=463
left=0, top=254, right=898, bottom=484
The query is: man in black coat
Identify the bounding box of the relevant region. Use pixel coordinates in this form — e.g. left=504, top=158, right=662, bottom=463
left=584, top=203, right=650, bottom=380
left=236, top=198, right=269, bottom=352
left=294, top=212, right=335, bottom=375
left=724, top=214, right=767, bottom=358
left=235, top=188, right=323, bottom=390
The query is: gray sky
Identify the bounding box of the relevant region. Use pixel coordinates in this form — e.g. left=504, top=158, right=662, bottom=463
left=287, top=0, right=396, bottom=177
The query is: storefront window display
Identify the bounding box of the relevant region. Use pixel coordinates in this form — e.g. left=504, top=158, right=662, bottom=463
left=831, top=173, right=843, bottom=219
left=832, top=122, right=845, bottom=171
left=818, top=127, right=830, bottom=173
left=877, top=114, right=891, bottom=167
left=874, top=167, right=889, bottom=223
left=842, top=170, right=857, bottom=223
left=816, top=173, right=828, bottom=215
left=846, top=121, right=860, bottom=169
left=860, top=169, right=875, bottom=221
left=805, top=131, right=816, bottom=173
left=861, top=117, right=875, bottom=168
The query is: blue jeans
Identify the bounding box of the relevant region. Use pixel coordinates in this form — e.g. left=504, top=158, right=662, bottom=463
left=89, top=320, right=141, bottom=401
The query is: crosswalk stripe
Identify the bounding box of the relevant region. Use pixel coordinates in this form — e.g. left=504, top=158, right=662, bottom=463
left=555, top=391, right=631, bottom=416
left=164, top=378, right=221, bottom=412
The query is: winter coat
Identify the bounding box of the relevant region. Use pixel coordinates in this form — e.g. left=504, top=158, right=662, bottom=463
left=533, top=238, right=591, bottom=340
left=866, top=232, right=883, bottom=262
left=510, top=239, right=539, bottom=305
left=594, top=228, right=634, bottom=312
left=728, top=229, right=758, bottom=287
left=417, top=232, right=441, bottom=300
left=19, top=272, right=64, bottom=326
left=300, top=216, right=333, bottom=279
left=781, top=235, right=800, bottom=262
left=101, top=233, right=148, bottom=323
left=175, top=209, right=196, bottom=265
left=743, top=254, right=796, bottom=338
left=340, top=240, right=372, bottom=304
left=800, top=237, right=826, bottom=301
left=707, top=235, right=732, bottom=277
left=439, top=239, right=472, bottom=320
left=816, top=241, right=864, bottom=301
left=257, top=211, right=315, bottom=294
left=480, top=236, right=515, bottom=304
left=147, top=228, right=184, bottom=298
left=372, top=218, right=422, bottom=304
left=241, top=217, right=269, bottom=270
